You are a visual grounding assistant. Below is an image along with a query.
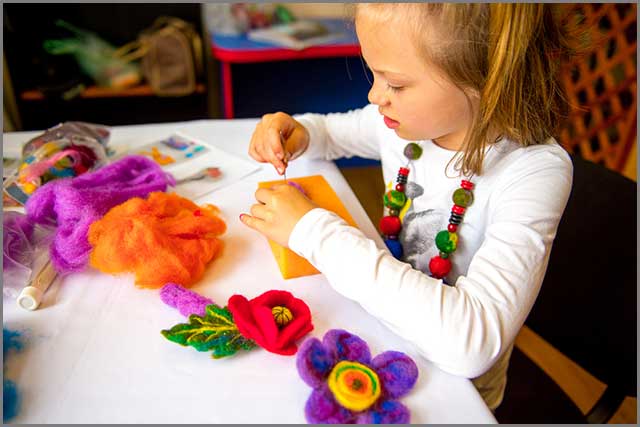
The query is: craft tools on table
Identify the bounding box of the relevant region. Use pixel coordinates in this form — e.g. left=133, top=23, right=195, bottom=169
left=17, top=260, right=57, bottom=311
left=136, top=134, right=210, bottom=167
left=175, top=167, right=222, bottom=185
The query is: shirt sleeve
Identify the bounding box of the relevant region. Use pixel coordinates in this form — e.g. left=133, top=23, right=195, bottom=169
left=288, top=145, right=573, bottom=379
left=294, top=104, right=382, bottom=161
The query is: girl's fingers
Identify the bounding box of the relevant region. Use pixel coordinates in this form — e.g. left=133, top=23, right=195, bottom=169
left=248, top=122, right=264, bottom=161
left=249, top=203, right=271, bottom=221
left=269, top=127, right=286, bottom=161
left=248, top=113, right=303, bottom=175
left=266, top=128, right=287, bottom=174
left=239, top=213, right=267, bottom=234
left=248, top=143, right=261, bottom=162
left=254, top=187, right=274, bottom=205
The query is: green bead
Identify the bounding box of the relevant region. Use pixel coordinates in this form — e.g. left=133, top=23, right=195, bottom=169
left=439, top=251, right=449, bottom=259
left=403, top=143, right=423, bottom=160
left=452, top=188, right=474, bottom=208
left=435, top=230, right=458, bottom=254
left=383, top=190, right=407, bottom=210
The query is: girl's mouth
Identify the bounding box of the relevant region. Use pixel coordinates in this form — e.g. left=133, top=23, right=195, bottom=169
left=383, top=116, right=400, bottom=129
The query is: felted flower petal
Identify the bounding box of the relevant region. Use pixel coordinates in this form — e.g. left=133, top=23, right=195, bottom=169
left=297, top=337, right=337, bottom=387
left=286, top=293, right=312, bottom=319
left=371, top=351, right=419, bottom=399
left=305, top=385, right=355, bottom=424
left=229, top=290, right=314, bottom=355
left=275, top=307, right=313, bottom=351
left=252, top=305, right=282, bottom=351
left=355, top=399, right=411, bottom=424
left=323, top=329, right=372, bottom=365
left=251, top=289, right=293, bottom=308
left=227, top=295, right=265, bottom=343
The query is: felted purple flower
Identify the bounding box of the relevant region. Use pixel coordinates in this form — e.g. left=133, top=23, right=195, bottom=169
left=296, top=329, right=418, bottom=424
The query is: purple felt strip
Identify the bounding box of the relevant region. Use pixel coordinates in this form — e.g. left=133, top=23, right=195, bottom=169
left=160, top=283, right=214, bottom=317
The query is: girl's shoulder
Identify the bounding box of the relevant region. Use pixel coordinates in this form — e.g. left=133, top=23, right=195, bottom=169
left=484, top=137, right=573, bottom=189
left=490, top=137, right=572, bottom=174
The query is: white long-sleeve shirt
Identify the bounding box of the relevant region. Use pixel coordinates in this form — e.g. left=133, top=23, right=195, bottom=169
left=290, top=104, right=573, bottom=410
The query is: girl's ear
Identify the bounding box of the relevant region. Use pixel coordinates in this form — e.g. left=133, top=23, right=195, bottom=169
left=464, top=86, right=481, bottom=100
left=461, top=87, right=481, bottom=117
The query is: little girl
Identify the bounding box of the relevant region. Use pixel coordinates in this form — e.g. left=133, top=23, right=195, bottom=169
left=241, top=3, right=575, bottom=411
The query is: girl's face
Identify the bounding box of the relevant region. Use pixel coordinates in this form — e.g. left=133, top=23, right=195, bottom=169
left=356, top=11, right=475, bottom=150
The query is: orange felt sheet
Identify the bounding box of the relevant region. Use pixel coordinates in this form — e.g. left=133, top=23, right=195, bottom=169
left=258, top=175, right=358, bottom=279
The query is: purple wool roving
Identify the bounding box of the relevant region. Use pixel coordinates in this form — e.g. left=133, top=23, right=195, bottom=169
left=25, top=155, right=175, bottom=274
left=3, top=212, right=37, bottom=297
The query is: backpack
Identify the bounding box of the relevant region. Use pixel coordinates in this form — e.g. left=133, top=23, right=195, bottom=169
left=116, top=17, right=203, bottom=96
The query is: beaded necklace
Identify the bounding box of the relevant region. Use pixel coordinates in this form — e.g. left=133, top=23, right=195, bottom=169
left=380, top=141, right=475, bottom=280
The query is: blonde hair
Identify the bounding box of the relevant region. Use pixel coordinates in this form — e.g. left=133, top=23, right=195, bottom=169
left=356, top=3, right=579, bottom=175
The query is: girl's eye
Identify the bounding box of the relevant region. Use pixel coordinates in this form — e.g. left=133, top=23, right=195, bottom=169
left=386, top=84, right=403, bottom=92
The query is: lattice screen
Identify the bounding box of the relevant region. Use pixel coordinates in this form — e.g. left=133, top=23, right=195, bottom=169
left=557, top=3, right=637, bottom=173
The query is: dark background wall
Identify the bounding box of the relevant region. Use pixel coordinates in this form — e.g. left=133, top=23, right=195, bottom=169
left=3, top=3, right=211, bottom=130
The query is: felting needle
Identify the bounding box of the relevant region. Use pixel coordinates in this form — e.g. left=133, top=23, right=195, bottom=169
left=279, top=130, right=288, bottom=183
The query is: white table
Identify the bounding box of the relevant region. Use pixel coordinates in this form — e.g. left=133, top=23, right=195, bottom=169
left=3, top=120, right=496, bottom=424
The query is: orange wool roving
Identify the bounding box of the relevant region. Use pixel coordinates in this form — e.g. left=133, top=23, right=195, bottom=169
left=88, top=192, right=226, bottom=288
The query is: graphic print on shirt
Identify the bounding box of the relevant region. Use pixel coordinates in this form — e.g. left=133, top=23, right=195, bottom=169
left=399, top=207, right=447, bottom=275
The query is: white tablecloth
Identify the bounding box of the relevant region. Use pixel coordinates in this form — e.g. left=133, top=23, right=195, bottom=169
left=2, top=120, right=496, bottom=423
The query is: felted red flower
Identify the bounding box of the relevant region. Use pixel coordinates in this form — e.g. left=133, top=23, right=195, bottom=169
left=228, top=290, right=313, bottom=355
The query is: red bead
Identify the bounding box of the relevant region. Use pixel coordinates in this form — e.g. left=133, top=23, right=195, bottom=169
left=447, top=223, right=458, bottom=232
left=379, top=215, right=402, bottom=235
left=451, top=205, right=466, bottom=215
left=461, top=180, right=474, bottom=190
left=395, top=183, right=405, bottom=192
left=398, top=167, right=410, bottom=176
left=429, top=255, right=451, bottom=279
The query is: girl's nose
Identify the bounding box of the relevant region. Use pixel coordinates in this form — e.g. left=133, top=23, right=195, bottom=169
left=368, top=85, right=390, bottom=107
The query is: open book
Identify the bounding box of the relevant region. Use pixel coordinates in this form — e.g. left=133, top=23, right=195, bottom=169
left=247, top=20, right=344, bottom=50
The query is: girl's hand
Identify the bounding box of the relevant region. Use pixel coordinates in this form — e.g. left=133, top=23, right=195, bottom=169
left=248, top=112, right=310, bottom=175
left=240, top=183, right=317, bottom=247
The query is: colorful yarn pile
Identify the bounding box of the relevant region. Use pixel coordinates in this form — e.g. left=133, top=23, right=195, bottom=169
left=296, top=329, right=418, bottom=424
left=18, top=143, right=100, bottom=195
left=160, top=283, right=313, bottom=358
left=14, top=136, right=109, bottom=199
left=88, top=192, right=225, bottom=288
left=25, top=155, right=175, bottom=274
left=380, top=142, right=475, bottom=279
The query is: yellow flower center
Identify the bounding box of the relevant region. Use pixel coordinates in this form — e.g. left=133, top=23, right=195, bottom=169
left=272, top=306, right=293, bottom=327
left=327, top=361, right=381, bottom=412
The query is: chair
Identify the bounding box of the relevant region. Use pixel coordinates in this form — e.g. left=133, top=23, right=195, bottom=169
left=494, top=154, right=637, bottom=423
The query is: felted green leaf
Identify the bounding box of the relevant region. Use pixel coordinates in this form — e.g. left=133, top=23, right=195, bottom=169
left=161, top=304, right=257, bottom=358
